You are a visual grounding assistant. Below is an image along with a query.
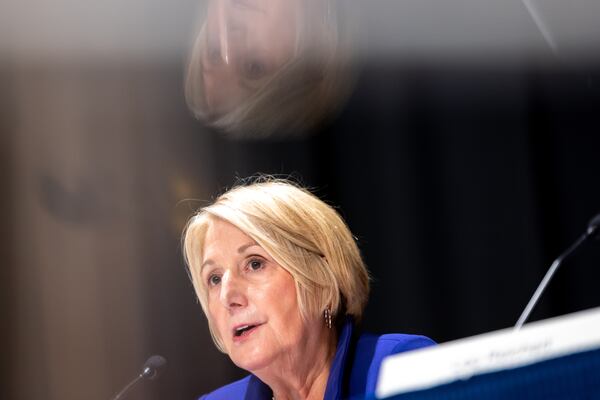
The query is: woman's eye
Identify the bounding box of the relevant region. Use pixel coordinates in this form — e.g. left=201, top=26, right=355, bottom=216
left=248, top=259, right=264, bottom=271
left=207, top=46, right=221, bottom=63
left=208, top=274, right=221, bottom=286
left=242, top=60, right=267, bottom=80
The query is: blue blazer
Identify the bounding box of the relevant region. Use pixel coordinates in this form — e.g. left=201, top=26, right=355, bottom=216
left=199, top=319, right=435, bottom=399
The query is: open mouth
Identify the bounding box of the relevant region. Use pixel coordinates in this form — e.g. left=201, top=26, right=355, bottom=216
left=233, top=323, right=261, bottom=338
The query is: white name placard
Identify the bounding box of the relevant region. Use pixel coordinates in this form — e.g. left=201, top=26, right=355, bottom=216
left=376, top=307, right=600, bottom=399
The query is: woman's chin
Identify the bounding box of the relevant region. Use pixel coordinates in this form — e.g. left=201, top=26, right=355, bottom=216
left=230, top=349, right=272, bottom=372
left=225, top=326, right=280, bottom=372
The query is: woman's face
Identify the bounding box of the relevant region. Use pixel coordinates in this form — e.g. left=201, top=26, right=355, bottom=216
left=202, top=0, right=300, bottom=114
left=200, top=218, right=319, bottom=372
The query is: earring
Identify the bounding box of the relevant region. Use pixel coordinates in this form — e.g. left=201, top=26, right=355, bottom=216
left=324, top=307, right=332, bottom=329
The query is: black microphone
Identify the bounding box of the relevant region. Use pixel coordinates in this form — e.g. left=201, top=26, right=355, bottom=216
left=111, top=355, right=167, bottom=400
left=514, top=213, right=600, bottom=331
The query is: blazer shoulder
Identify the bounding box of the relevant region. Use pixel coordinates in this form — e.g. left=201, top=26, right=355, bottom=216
left=378, top=333, right=436, bottom=353
left=357, top=332, right=435, bottom=358
left=349, top=333, right=436, bottom=397
left=197, top=375, right=252, bottom=400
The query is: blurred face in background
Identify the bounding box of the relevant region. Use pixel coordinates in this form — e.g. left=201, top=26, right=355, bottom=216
left=203, top=0, right=301, bottom=114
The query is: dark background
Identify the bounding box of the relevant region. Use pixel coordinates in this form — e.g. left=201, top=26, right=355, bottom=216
left=2, top=1, right=600, bottom=399
left=203, top=60, right=600, bottom=344
left=155, top=59, right=600, bottom=398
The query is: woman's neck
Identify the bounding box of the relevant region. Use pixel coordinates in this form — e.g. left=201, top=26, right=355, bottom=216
left=255, top=326, right=337, bottom=400
left=270, top=360, right=331, bottom=400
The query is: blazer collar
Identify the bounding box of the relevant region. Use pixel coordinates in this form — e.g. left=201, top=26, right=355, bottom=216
left=324, top=317, right=354, bottom=399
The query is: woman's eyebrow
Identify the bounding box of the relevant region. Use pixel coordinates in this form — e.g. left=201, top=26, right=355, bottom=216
left=238, top=241, right=259, bottom=253
left=200, top=241, right=260, bottom=274
left=200, top=259, right=214, bottom=274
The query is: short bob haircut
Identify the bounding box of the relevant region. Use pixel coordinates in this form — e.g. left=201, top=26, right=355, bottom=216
left=183, top=178, right=370, bottom=351
left=184, top=0, right=356, bottom=138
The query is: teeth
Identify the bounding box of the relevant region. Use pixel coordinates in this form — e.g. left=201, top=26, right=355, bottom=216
left=234, top=324, right=256, bottom=336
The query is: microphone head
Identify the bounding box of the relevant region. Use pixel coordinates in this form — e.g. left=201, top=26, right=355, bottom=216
left=141, top=355, right=167, bottom=380
left=588, top=213, right=600, bottom=239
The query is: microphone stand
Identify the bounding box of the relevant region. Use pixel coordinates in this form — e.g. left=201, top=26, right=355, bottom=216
left=112, top=374, right=144, bottom=400
left=110, top=355, right=167, bottom=400
left=514, top=214, right=600, bottom=331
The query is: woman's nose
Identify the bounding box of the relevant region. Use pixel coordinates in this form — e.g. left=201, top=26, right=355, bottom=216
left=219, top=272, right=247, bottom=310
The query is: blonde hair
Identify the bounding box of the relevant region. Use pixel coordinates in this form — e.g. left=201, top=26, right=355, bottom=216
left=183, top=178, right=370, bottom=351
left=184, top=0, right=356, bottom=138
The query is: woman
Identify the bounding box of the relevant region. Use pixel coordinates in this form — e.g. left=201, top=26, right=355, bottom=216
left=183, top=178, right=434, bottom=399
left=185, top=0, right=355, bottom=138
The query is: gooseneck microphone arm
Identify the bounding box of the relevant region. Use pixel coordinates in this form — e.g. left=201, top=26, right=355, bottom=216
left=112, top=374, right=144, bottom=400
left=514, top=214, right=600, bottom=331
left=111, top=355, right=167, bottom=400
